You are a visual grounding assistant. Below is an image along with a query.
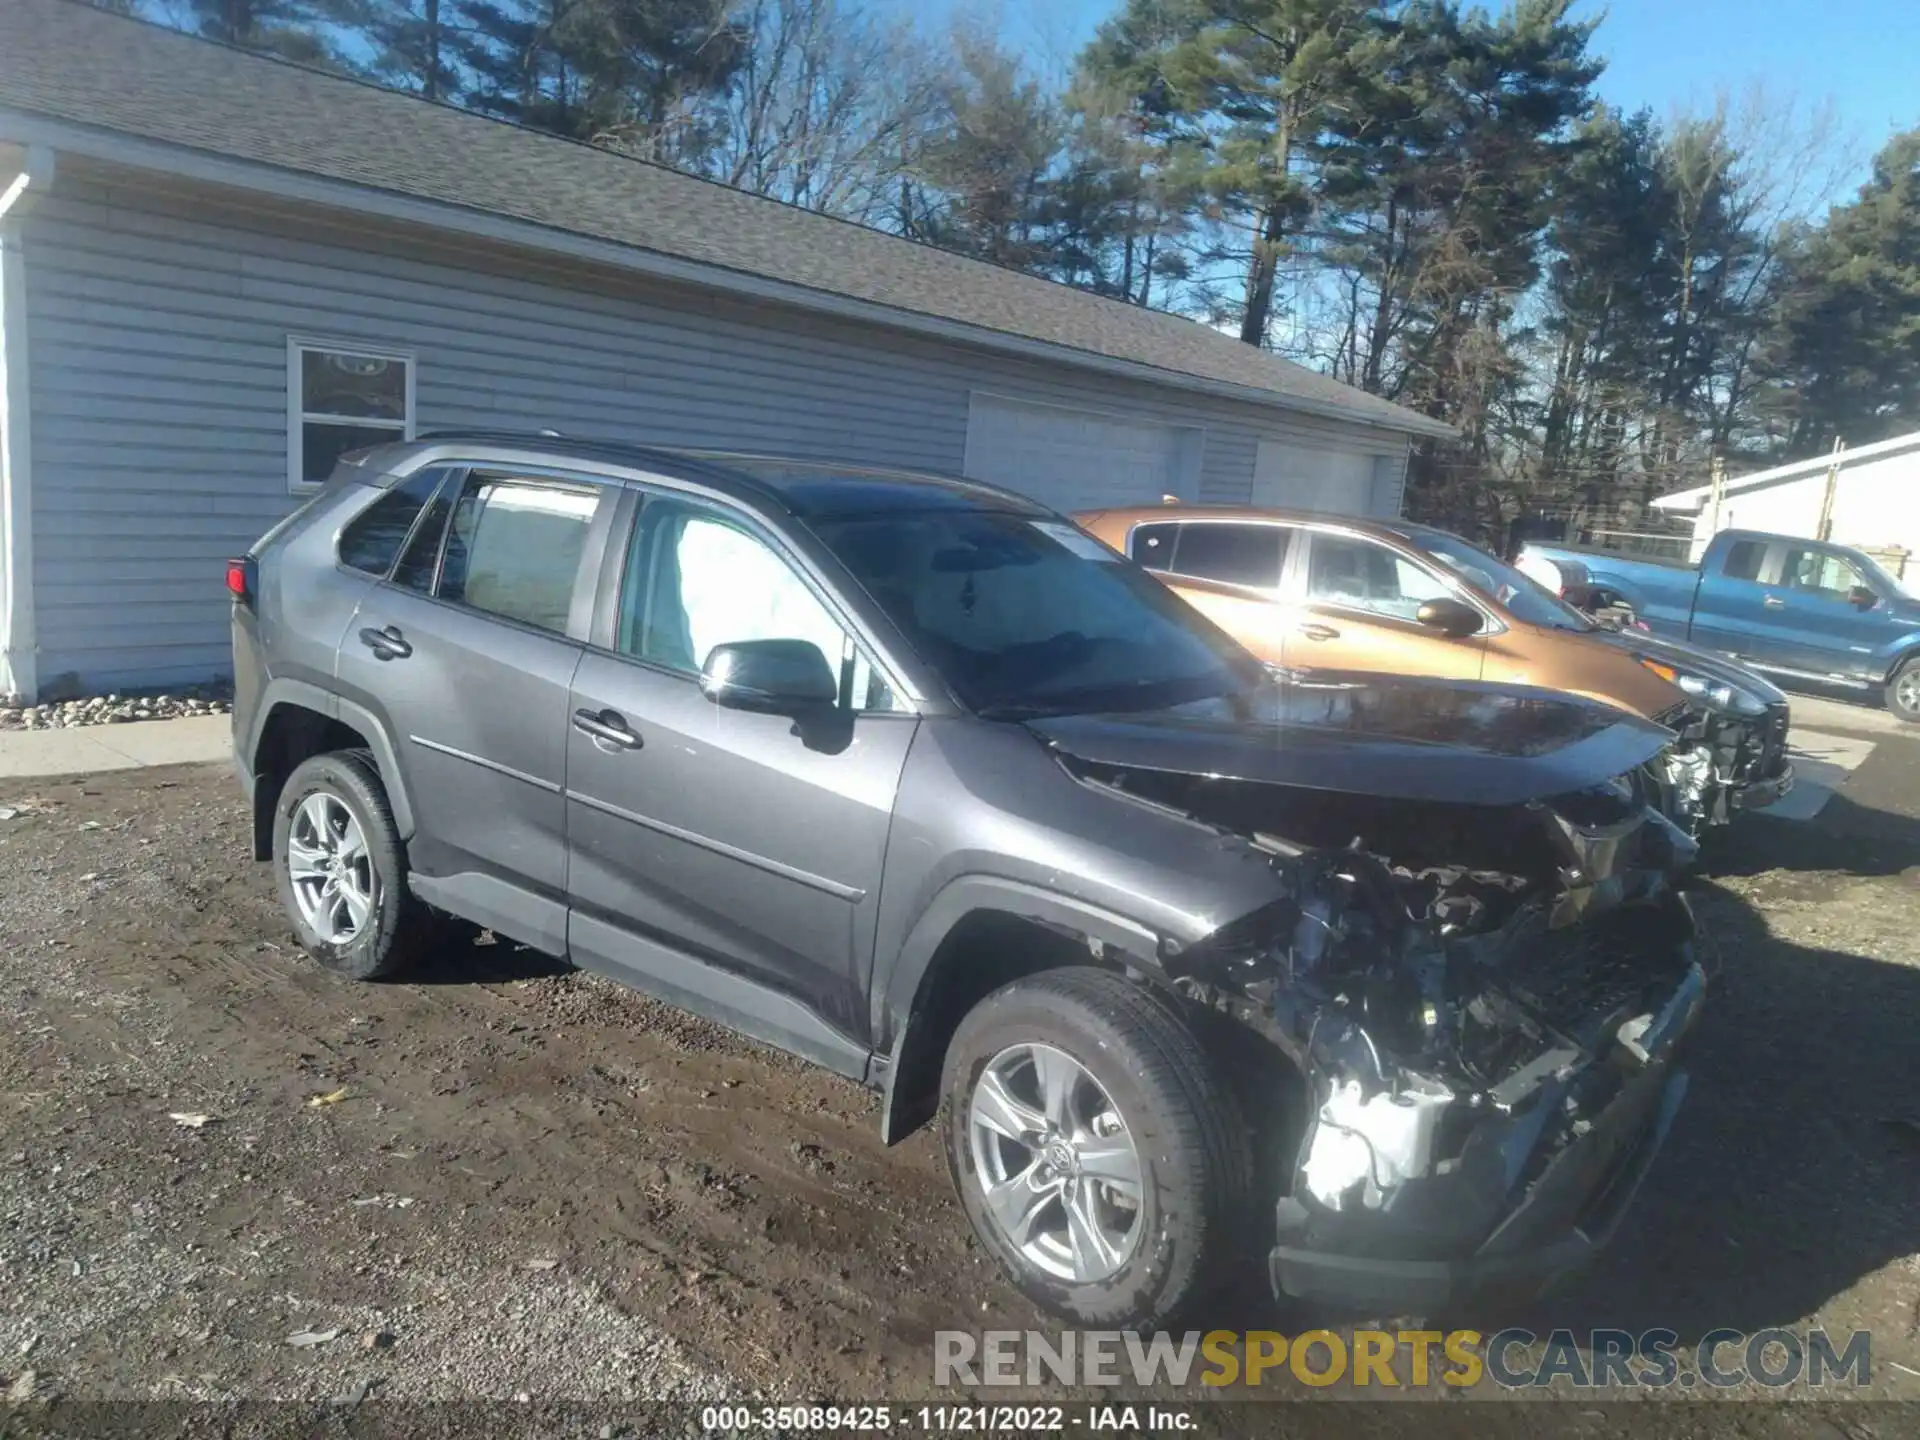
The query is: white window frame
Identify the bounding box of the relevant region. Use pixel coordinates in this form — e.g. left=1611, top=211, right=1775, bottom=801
left=287, top=336, right=416, bottom=493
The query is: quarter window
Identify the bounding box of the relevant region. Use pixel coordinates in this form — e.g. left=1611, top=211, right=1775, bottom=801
left=1130, top=523, right=1180, bottom=572
left=437, top=473, right=598, bottom=633
left=617, top=496, right=899, bottom=712
left=1722, top=540, right=1766, bottom=581
left=1307, top=534, right=1453, bottom=622
left=290, top=340, right=413, bottom=491
left=337, top=468, right=448, bottom=577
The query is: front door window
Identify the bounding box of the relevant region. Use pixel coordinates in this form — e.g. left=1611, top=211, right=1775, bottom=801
left=617, top=497, right=899, bottom=711
left=1306, top=534, right=1453, bottom=621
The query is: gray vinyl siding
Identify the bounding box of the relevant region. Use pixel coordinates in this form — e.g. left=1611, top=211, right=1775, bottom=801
left=22, top=161, right=1422, bottom=690
left=1375, top=447, right=1413, bottom=518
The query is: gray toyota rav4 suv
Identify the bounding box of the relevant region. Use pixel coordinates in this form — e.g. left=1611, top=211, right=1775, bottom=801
left=231, top=433, right=1704, bottom=1328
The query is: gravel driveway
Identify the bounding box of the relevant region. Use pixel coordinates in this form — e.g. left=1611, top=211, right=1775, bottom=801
left=2, top=733, right=1917, bottom=1433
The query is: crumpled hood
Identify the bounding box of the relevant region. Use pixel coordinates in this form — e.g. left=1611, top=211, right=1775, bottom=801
left=1596, top=628, right=1787, bottom=705
left=1028, top=671, right=1673, bottom=807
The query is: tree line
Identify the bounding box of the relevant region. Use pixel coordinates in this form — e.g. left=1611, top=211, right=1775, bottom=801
left=118, top=1, right=1919, bottom=537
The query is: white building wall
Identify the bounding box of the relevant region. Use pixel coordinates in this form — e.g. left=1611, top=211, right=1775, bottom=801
left=1688, top=448, right=1920, bottom=571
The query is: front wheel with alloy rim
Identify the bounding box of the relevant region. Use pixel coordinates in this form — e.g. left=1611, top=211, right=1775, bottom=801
left=273, top=750, right=432, bottom=980
left=942, top=967, right=1252, bottom=1329
left=1889, top=659, right=1920, bottom=724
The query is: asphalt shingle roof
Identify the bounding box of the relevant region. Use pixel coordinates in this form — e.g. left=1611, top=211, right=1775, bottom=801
left=0, top=0, right=1448, bottom=437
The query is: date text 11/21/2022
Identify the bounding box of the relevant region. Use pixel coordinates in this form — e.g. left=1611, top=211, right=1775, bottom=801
left=699, top=1406, right=1196, bottom=1432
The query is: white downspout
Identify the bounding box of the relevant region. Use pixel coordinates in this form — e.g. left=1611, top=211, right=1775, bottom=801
left=0, top=146, right=52, bottom=705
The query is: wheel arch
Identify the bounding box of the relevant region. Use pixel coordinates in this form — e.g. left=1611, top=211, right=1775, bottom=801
left=1883, top=639, right=1920, bottom=687
left=875, top=878, right=1167, bottom=1145
left=246, top=680, right=414, bottom=860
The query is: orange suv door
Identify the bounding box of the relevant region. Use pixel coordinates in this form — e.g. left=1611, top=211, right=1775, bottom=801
left=1287, top=528, right=1489, bottom=680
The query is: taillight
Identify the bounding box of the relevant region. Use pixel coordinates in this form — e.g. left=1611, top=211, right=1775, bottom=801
left=226, top=556, right=257, bottom=606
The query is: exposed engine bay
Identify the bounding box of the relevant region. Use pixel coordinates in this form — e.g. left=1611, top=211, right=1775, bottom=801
left=1065, top=755, right=1706, bottom=1294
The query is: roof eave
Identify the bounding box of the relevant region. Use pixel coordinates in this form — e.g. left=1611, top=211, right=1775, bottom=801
left=0, top=107, right=1456, bottom=442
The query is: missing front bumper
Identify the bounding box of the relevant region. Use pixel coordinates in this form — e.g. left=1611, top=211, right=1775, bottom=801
left=1733, top=760, right=1794, bottom=811
left=1270, top=1067, right=1689, bottom=1311
left=1267, top=953, right=1705, bottom=1313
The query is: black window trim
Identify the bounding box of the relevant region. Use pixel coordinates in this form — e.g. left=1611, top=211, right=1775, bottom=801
left=334, top=465, right=460, bottom=582
left=1718, top=537, right=1769, bottom=584
left=580, top=477, right=922, bottom=717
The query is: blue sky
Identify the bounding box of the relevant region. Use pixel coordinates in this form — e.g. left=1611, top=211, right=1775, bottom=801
left=899, top=0, right=1919, bottom=206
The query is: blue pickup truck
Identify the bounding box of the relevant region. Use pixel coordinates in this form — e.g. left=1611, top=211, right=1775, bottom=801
left=1519, top=529, right=1920, bottom=723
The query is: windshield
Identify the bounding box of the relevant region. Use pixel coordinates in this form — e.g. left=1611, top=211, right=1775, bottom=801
left=1405, top=528, right=1596, bottom=632
left=807, top=510, right=1264, bottom=717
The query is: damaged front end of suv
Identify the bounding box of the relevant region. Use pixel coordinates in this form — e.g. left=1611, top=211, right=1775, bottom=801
left=1646, top=700, right=1793, bottom=834
left=1617, top=634, right=1795, bottom=836
left=1042, top=676, right=1706, bottom=1311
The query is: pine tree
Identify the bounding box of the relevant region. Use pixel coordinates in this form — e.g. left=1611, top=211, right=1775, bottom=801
left=185, top=0, right=352, bottom=65
left=911, top=29, right=1064, bottom=273
left=1767, top=127, right=1920, bottom=454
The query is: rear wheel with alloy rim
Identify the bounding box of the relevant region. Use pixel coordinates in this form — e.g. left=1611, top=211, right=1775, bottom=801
left=942, top=967, right=1251, bottom=1329
left=273, top=750, right=432, bottom=980
left=286, top=791, right=376, bottom=945
left=1889, top=659, right=1920, bottom=724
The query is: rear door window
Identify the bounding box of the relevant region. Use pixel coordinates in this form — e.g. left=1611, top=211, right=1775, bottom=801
left=1168, top=523, right=1289, bottom=588
left=436, top=473, right=600, bottom=634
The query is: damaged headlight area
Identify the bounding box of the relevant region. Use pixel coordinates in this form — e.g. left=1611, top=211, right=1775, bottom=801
left=1075, top=759, right=1707, bottom=1308
left=1650, top=701, right=1794, bottom=833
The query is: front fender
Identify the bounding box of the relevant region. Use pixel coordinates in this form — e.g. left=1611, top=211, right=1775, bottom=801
left=875, top=876, right=1165, bottom=1145
left=1881, top=630, right=1920, bottom=684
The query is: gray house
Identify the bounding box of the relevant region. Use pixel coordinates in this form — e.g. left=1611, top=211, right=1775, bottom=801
left=0, top=0, right=1447, bottom=703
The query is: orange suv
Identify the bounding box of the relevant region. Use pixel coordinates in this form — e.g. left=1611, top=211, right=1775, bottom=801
left=1074, top=504, right=1794, bottom=831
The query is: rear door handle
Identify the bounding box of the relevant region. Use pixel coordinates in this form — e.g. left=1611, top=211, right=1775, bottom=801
left=572, top=707, right=642, bottom=750
left=358, top=624, right=412, bottom=660
left=1298, top=623, right=1340, bottom=642
left=1762, top=595, right=1786, bottom=609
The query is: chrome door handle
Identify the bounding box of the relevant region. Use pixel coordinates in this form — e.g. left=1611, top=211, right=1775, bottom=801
left=358, top=625, right=411, bottom=660
left=1762, top=595, right=1786, bottom=609
left=572, top=708, right=642, bottom=749
left=1298, top=623, right=1340, bottom=642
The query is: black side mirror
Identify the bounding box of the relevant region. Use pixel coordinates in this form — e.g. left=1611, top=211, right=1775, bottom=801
left=1848, top=585, right=1879, bottom=611
left=1415, top=597, right=1483, bottom=638
left=699, top=639, right=838, bottom=714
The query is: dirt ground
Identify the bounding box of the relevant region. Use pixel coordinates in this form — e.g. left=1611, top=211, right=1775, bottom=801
left=2, top=706, right=1918, bottom=1434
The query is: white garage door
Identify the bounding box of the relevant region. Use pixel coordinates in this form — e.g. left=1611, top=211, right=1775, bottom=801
left=964, top=395, right=1196, bottom=513
left=1253, top=439, right=1392, bottom=516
